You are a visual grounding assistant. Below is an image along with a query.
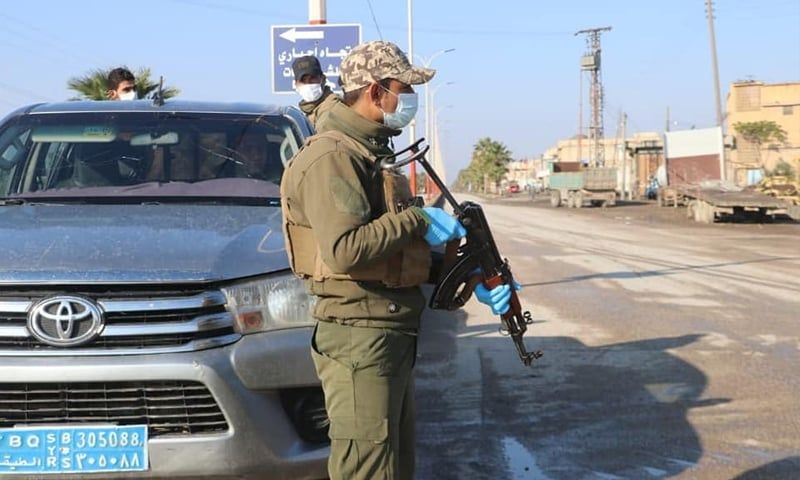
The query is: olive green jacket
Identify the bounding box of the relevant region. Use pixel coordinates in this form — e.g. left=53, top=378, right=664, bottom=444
left=298, top=86, right=340, bottom=131
left=282, top=101, right=430, bottom=329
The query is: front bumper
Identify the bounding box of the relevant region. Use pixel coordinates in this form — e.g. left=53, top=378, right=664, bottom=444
left=0, top=327, right=329, bottom=480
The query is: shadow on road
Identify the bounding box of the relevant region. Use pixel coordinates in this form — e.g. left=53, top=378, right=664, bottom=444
left=416, top=307, right=728, bottom=479
left=731, top=457, right=800, bottom=480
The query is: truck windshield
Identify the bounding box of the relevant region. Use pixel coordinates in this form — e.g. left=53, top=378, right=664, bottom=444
left=0, top=112, right=302, bottom=203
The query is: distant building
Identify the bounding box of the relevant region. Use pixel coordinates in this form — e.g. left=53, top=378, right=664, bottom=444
left=726, top=81, right=800, bottom=183
left=504, top=158, right=547, bottom=189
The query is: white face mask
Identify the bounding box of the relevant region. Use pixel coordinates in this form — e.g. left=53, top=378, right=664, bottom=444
left=380, top=87, right=418, bottom=130
left=296, top=83, right=323, bottom=102
left=118, top=90, right=136, bottom=101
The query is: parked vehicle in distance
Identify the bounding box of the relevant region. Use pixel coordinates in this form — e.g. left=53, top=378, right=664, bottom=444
left=547, top=162, right=618, bottom=208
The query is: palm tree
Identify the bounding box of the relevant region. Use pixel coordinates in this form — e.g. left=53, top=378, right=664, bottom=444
left=67, top=67, right=179, bottom=101
left=471, top=137, right=512, bottom=193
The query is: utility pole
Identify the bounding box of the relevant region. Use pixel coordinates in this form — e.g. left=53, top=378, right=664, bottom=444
left=415, top=52, right=454, bottom=197
left=575, top=26, right=611, bottom=168
left=308, top=0, right=326, bottom=24
left=705, top=0, right=727, bottom=181
left=577, top=69, right=583, bottom=163
left=666, top=106, right=671, bottom=132
left=705, top=0, right=723, bottom=128
left=621, top=112, right=628, bottom=199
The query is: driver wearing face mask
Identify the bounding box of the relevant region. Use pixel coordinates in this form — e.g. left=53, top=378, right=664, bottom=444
left=291, top=55, right=341, bottom=130
left=106, top=67, right=137, bottom=101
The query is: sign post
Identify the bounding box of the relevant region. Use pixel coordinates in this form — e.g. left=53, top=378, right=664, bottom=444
left=271, top=24, right=361, bottom=95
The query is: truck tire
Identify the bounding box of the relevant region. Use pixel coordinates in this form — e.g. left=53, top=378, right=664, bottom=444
left=702, top=202, right=716, bottom=224
left=693, top=201, right=703, bottom=222
left=566, top=192, right=575, bottom=208
left=549, top=190, right=561, bottom=208
left=687, top=200, right=697, bottom=219
left=574, top=192, right=583, bottom=208
left=693, top=201, right=715, bottom=223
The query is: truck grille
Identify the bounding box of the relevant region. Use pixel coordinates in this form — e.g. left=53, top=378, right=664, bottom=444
left=0, top=289, right=240, bottom=355
left=0, top=381, right=228, bottom=437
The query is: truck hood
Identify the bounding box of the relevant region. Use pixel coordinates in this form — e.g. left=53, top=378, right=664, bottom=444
left=0, top=204, right=289, bottom=284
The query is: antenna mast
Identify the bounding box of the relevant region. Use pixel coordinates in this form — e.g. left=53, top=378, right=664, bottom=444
left=575, top=26, right=612, bottom=167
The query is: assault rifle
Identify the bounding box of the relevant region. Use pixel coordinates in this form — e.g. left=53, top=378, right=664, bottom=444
left=381, top=139, right=543, bottom=366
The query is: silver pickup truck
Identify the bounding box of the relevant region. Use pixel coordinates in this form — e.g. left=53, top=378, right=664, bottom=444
left=0, top=100, right=328, bottom=479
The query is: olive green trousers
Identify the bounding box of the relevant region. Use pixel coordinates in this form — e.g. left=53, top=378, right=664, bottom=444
left=311, top=321, right=417, bottom=480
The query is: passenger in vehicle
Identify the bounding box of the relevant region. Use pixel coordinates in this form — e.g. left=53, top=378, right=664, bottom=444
left=107, top=68, right=137, bottom=101
left=233, top=132, right=282, bottom=183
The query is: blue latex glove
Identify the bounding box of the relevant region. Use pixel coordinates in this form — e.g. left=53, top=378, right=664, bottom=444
left=421, top=207, right=467, bottom=246
left=474, top=281, right=522, bottom=315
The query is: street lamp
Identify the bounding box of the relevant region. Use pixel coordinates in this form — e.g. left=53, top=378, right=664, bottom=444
left=428, top=105, right=453, bottom=193
left=414, top=50, right=455, bottom=142
left=427, top=82, right=454, bottom=180
left=409, top=49, right=454, bottom=195
left=435, top=104, right=453, bottom=120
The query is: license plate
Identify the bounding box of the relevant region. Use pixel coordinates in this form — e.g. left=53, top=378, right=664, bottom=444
left=0, top=425, right=148, bottom=474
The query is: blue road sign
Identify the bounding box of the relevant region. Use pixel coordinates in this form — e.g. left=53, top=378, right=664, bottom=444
left=271, top=23, right=361, bottom=95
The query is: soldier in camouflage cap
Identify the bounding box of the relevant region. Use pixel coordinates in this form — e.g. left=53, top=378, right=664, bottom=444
left=339, top=40, right=435, bottom=92
left=282, top=39, right=480, bottom=480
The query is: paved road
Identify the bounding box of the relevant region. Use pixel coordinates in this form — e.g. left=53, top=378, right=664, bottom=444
left=415, top=197, right=800, bottom=479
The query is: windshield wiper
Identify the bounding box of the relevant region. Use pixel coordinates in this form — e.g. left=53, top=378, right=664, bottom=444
left=0, top=198, right=26, bottom=206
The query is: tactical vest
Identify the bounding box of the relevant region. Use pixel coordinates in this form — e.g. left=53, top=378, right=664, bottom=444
left=282, top=130, right=431, bottom=288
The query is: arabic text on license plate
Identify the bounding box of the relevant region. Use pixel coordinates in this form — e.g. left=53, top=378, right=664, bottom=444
left=0, top=425, right=148, bottom=474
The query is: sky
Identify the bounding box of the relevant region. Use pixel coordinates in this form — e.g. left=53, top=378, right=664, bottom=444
left=1, top=0, right=799, bottom=180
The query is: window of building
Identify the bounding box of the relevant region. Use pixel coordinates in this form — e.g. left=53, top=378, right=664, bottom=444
left=783, top=105, right=794, bottom=115
left=735, top=85, right=761, bottom=112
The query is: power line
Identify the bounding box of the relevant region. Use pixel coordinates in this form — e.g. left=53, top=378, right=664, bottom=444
left=0, top=15, right=102, bottom=66
left=365, top=0, right=384, bottom=40
left=168, top=0, right=296, bottom=20
left=383, top=24, right=571, bottom=37
left=0, top=80, right=53, bottom=102
left=0, top=36, right=74, bottom=67
left=0, top=97, right=20, bottom=108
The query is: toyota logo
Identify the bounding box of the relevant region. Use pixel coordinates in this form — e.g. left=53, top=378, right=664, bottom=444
left=27, top=296, right=104, bottom=347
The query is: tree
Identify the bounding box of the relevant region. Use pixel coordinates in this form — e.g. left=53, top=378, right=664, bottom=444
left=771, top=160, right=796, bottom=179
left=454, top=137, right=514, bottom=193
left=67, top=67, right=180, bottom=101
left=734, top=121, right=788, bottom=146
left=472, top=137, right=511, bottom=193
left=733, top=121, right=788, bottom=164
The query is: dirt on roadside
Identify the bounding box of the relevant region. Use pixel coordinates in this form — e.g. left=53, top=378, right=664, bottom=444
left=470, top=192, right=800, bottom=234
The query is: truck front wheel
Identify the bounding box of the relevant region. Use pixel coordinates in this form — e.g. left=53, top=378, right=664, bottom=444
left=550, top=190, right=561, bottom=208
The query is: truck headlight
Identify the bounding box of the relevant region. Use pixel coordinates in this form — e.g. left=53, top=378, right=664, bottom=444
left=222, top=273, right=315, bottom=334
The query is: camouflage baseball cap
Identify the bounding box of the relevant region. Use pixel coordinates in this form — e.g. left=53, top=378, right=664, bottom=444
left=339, top=40, right=436, bottom=92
